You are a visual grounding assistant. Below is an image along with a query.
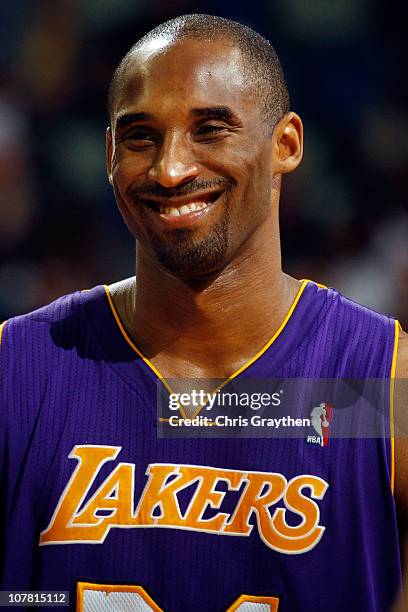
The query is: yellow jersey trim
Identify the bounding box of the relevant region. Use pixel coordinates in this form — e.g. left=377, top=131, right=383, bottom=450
left=0, top=321, right=7, bottom=347
left=390, top=319, right=400, bottom=495
left=104, top=279, right=309, bottom=418
left=300, top=277, right=327, bottom=289
left=103, top=286, right=174, bottom=393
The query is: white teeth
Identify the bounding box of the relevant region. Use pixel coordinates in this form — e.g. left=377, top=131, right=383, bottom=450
left=160, top=201, right=209, bottom=216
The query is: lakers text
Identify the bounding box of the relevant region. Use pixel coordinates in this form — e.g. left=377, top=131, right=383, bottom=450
left=40, top=445, right=329, bottom=554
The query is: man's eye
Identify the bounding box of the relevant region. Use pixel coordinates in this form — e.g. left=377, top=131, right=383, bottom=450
left=124, top=131, right=156, bottom=145
left=195, top=125, right=225, bottom=137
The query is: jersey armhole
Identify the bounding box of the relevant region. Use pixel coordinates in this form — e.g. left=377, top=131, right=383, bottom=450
left=390, top=319, right=401, bottom=495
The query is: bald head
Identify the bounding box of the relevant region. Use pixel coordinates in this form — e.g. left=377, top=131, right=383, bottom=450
left=108, top=14, right=290, bottom=135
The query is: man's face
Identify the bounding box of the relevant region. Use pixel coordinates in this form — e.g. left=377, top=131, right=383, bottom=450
left=107, top=38, right=280, bottom=278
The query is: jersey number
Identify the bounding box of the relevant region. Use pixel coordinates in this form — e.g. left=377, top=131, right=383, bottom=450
left=77, top=582, right=279, bottom=611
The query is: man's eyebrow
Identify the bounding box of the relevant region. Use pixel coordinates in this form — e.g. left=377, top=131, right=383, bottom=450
left=191, top=106, right=240, bottom=122
left=114, top=107, right=240, bottom=129
left=115, top=112, right=154, bottom=129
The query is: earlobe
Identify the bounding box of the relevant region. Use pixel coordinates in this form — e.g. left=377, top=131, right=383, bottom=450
left=106, top=127, right=114, bottom=185
left=273, top=112, right=303, bottom=175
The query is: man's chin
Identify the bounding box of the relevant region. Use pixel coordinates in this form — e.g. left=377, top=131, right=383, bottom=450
left=150, top=225, right=229, bottom=280
left=153, top=244, right=228, bottom=279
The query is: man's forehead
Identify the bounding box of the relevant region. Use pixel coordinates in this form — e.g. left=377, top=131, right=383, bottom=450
left=117, top=38, right=248, bottom=109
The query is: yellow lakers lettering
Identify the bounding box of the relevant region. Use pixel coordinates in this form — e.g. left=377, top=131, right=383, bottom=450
left=40, top=445, right=329, bottom=554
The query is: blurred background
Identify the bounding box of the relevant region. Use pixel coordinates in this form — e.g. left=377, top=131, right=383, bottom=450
left=0, top=0, right=407, bottom=326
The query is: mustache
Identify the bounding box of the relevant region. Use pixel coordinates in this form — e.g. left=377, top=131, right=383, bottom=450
left=129, top=177, right=235, bottom=201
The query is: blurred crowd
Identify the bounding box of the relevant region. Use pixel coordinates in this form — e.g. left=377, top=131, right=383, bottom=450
left=0, top=0, right=407, bottom=326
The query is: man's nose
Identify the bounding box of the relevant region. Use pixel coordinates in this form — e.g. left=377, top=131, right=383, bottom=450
left=148, top=133, right=199, bottom=187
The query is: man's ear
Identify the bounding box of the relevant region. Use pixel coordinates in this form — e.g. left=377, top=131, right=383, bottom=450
left=272, top=111, right=303, bottom=175
left=106, top=127, right=113, bottom=185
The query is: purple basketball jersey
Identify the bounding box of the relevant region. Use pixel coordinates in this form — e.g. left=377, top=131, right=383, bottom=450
left=0, top=280, right=401, bottom=611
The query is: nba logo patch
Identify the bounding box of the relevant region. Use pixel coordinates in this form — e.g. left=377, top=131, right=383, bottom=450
left=306, top=402, right=333, bottom=447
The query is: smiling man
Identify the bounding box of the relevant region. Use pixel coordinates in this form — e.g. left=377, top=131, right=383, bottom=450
left=105, top=17, right=303, bottom=384
left=1, top=14, right=408, bottom=612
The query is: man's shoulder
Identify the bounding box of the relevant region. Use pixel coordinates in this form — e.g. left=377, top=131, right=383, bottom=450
left=305, top=280, right=397, bottom=346
left=322, top=282, right=396, bottom=326
left=0, top=284, right=106, bottom=350
left=296, top=280, right=398, bottom=378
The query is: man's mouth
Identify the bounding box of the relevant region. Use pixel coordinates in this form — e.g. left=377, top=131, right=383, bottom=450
left=158, top=201, right=209, bottom=216
left=138, top=190, right=223, bottom=216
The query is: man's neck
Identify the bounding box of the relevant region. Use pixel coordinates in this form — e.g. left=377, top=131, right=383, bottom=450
left=109, top=226, right=300, bottom=379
